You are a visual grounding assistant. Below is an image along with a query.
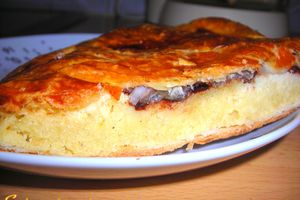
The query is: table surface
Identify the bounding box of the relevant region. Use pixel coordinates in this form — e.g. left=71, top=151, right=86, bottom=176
left=1, top=126, right=300, bottom=200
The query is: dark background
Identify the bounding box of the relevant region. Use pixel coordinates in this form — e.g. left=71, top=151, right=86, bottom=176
left=0, top=0, right=299, bottom=38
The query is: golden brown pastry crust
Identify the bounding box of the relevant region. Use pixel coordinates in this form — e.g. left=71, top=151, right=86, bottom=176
left=0, top=17, right=299, bottom=113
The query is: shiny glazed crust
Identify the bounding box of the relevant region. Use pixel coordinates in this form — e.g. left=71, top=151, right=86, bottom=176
left=0, top=17, right=300, bottom=157
left=0, top=17, right=299, bottom=112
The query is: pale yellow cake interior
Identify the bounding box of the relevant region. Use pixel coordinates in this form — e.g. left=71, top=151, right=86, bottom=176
left=0, top=72, right=300, bottom=156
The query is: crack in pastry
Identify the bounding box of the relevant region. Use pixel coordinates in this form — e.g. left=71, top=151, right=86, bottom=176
left=127, top=70, right=257, bottom=110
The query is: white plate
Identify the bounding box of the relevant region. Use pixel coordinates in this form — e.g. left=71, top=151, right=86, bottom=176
left=0, top=34, right=299, bottom=179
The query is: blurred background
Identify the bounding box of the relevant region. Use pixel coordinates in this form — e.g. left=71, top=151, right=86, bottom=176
left=0, top=0, right=299, bottom=38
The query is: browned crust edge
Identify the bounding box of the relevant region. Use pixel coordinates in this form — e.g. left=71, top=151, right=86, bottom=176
left=0, top=108, right=297, bottom=157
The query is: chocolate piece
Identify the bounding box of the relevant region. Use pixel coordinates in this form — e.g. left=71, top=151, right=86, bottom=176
left=289, top=65, right=300, bottom=74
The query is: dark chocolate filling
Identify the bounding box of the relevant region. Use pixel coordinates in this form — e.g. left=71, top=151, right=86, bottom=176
left=126, top=70, right=256, bottom=110
left=288, top=65, right=300, bottom=74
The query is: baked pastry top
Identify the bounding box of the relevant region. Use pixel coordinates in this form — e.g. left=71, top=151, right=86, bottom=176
left=1, top=17, right=299, bottom=113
